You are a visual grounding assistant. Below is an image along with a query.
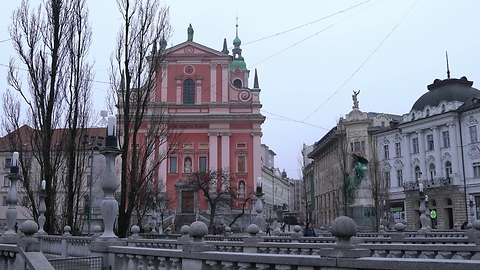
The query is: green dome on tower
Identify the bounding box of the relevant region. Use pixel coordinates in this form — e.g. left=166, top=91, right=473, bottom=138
left=231, top=21, right=246, bottom=70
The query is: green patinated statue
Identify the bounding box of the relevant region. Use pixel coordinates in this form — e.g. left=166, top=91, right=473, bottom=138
left=187, top=24, right=194, bottom=41
left=345, top=154, right=369, bottom=204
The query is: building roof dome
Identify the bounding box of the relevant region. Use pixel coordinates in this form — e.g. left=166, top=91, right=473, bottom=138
left=411, top=76, right=480, bottom=111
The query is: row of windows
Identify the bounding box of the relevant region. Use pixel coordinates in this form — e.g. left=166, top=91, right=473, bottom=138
left=168, top=156, right=247, bottom=174
left=384, top=130, right=455, bottom=159
left=383, top=126, right=478, bottom=159
left=383, top=161, right=454, bottom=188
left=409, top=127, right=476, bottom=155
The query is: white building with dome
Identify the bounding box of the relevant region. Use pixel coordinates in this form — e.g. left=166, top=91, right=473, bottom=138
left=375, top=75, right=480, bottom=230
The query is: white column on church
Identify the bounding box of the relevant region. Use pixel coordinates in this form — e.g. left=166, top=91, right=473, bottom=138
left=210, top=63, right=217, bottom=103
left=221, top=64, right=229, bottom=103
left=433, top=127, right=444, bottom=179
left=209, top=133, right=218, bottom=170
left=221, top=133, right=230, bottom=192
left=161, top=64, right=168, bottom=102
left=221, top=134, right=230, bottom=169
left=252, top=131, right=263, bottom=185
left=195, top=76, right=202, bottom=104
left=417, top=130, right=427, bottom=181
left=403, top=133, right=413, bottom=182
left=175, top=78, right=181, bottom=104
left=159, top=139, right=168, bottom=188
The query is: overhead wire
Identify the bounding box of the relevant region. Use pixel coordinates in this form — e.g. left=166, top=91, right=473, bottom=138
left=302, top=0, right=420, bottom=121
left=0, top=0, right=393, bottom=131
left=0, top=0, right=371, bottom=94
left=241, top=0, right=372, bottom=47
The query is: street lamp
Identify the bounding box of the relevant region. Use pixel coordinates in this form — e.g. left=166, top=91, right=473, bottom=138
left=418, top=183, right=428, bottom=233
left=82, top=133, right=104, bottom=236
left=254, top=177, right=265, bottom=231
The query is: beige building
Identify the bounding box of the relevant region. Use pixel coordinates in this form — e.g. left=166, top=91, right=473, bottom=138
left=308, top=92, right=401, bottom=230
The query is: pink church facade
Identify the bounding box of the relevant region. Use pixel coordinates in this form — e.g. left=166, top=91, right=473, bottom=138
left=155, top=26, right=265, bottom=215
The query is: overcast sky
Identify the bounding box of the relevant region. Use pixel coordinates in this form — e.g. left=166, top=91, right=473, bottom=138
left=2, top=0, right=480, bottom=178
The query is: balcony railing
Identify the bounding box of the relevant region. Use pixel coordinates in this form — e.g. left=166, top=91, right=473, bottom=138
left=403, top=177, right=452, bottom=191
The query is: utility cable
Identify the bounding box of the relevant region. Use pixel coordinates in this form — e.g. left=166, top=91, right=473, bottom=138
left=302, top=0, right=420, bottom=121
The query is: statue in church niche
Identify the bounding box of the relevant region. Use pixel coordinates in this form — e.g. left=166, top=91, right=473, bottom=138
left=187, top=24, right=194, bottom=41
left=352, top=90, right=360, bottom=109
left=184, top=158, right=192, bottom=173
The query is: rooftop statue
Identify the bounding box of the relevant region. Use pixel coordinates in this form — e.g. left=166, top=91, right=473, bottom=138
left=352, top=90, right=360, bottom=109
left=187, top=24, right=194, bottom=41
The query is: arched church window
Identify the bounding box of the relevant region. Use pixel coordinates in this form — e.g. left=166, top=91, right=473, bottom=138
left=183, top=79, right=195, bottom=104
left=233, top=79, right=242, bottom=88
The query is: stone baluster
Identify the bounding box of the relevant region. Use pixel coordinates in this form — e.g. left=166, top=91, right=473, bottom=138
left=3, top=152, right=20, bottom=242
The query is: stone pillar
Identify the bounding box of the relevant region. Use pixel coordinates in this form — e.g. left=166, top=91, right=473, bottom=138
left=208, top=132, right=218, bottom=171
left=417, top=130, right=427, bottom=181
left=403, top=133, right=413, bottom=183
left=432, top=127, right=444, bottom=179
left=449, top=123, right=460, bottom=183
left=210, top=63, right=217, bottom=103
left=221, top=133, right=230, bottom=180
left=327, top=216, right=370, bottom=258
left=221, top=63, right=228, bottom=103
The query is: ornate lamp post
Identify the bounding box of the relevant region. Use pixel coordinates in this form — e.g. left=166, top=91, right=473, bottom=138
left=99, top=115, right=122, bottom=239
left=4, top=152, right=20, bottom=238
left=418, top=183, right=428, bottom=233
left=254, top=177, right=265, bottom=232
left=37, top=180, right=47, bottom=235
left=82, top=134, right=104, bottom=236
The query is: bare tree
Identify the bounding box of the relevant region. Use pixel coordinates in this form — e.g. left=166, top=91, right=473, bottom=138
left=62, top=0, right=94, bottom=234
left=369, top=140, right=384, bottom=231
left=228, top=182, right=254, bottom=229
left=6, top=0, right=94, bottom=234
left=132, top=178, right=173, bottom=231
left=190, top=168, right=237, bottom=233
left=110, top=0, right=178, bottom=237
left=336, top=132, right=351, bottom=217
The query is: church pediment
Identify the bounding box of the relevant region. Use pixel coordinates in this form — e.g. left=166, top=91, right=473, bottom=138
left=164, top=41, right=230, bottom=59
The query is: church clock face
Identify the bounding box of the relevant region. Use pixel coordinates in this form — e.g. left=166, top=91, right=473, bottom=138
left=184, top=65, right=194, bottom=75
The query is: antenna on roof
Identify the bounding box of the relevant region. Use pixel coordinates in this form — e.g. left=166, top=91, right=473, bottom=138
left=446, top=51, right=451, bottom=78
